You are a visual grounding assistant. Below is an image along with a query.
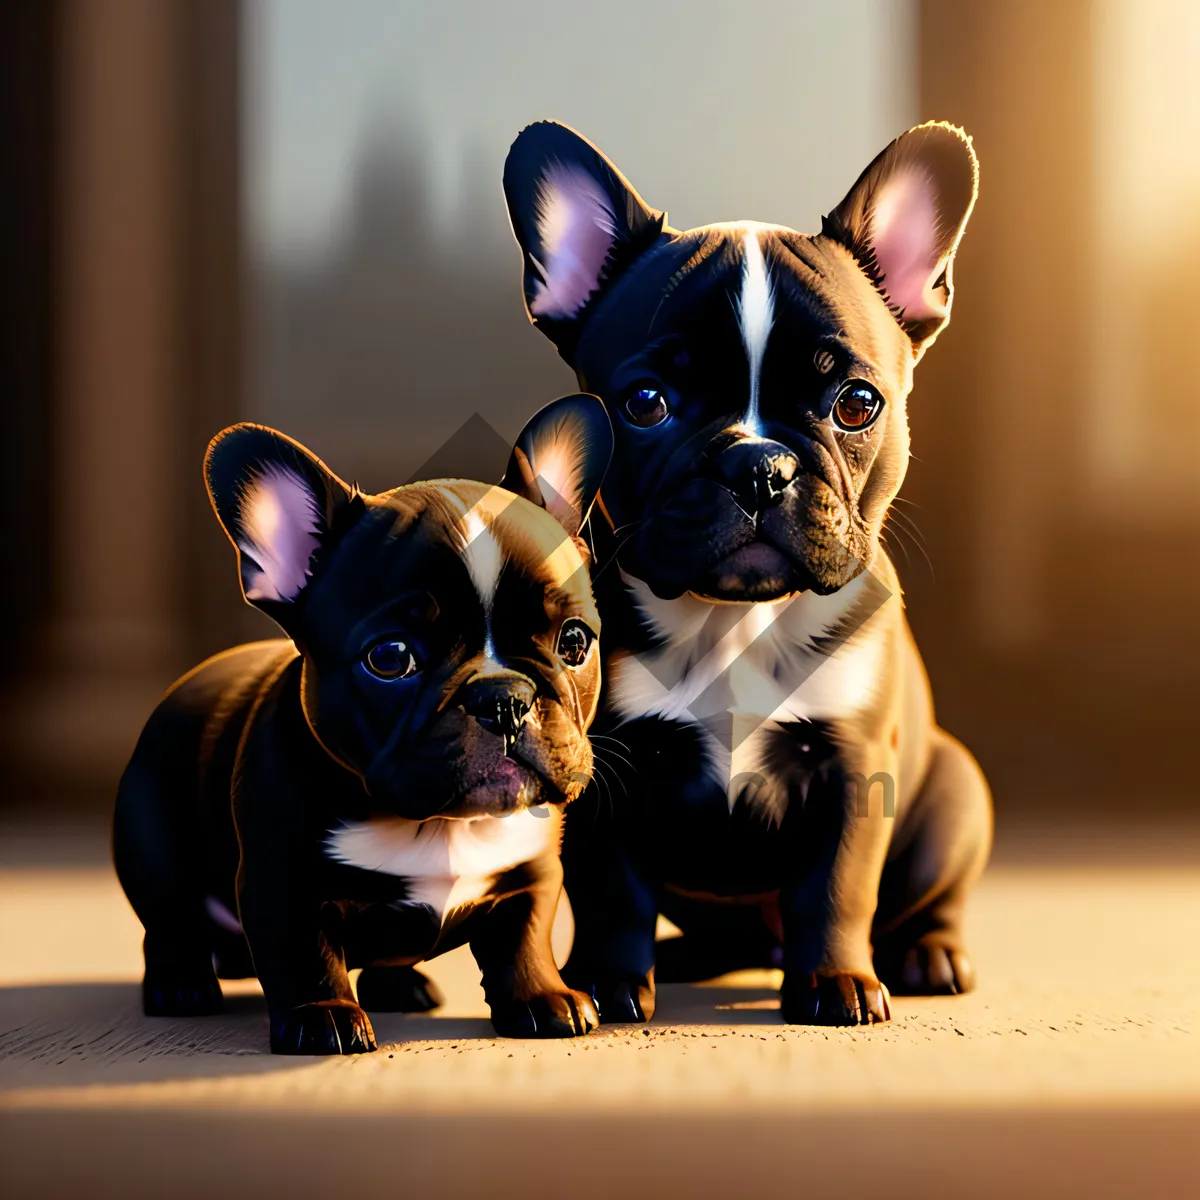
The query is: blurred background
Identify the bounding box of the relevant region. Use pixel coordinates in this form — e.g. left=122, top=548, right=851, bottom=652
left=3, top=0, right=1198, bottom=825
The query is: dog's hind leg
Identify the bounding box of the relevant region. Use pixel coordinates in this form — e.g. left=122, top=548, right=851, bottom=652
left=356, top=965, right=444, bottom=1013
left=872, top=728, right=992, bottom=995
left=113, top=702, right=223, bottom=1017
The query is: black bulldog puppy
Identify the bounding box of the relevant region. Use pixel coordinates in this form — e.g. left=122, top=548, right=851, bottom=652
left=504, top=122, right=992, bottom=1026
left=113, top=394, right=613, bottom=1053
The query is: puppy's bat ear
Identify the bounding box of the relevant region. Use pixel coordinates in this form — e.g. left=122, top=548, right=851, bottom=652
left=822, top=121, right=978, bottom=357
left=501, top=393, right=613, bottom=538
left=205, top=424, right=358, bottom=632
left=504, top=121, right=667, bottom=361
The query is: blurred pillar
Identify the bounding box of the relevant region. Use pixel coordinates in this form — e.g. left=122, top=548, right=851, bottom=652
left=3, top=0, right=244, bottom=795
left=912, top=1, right=1094, bottom=650
left=0, top=3, right=56, bottom=690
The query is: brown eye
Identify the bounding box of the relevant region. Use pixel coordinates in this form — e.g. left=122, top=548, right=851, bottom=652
left=364, top=640, right=419, bottom=680
left=556, top=619, right=596, bottom=668
left=832, top=382, right=884, bottom=432
left=623, top=384, right=670, bottom=428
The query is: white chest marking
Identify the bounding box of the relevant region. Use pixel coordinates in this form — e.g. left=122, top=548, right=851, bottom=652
left=324, top=807, right=556, bottom=919
left=609, top=572, right=889, bottom=818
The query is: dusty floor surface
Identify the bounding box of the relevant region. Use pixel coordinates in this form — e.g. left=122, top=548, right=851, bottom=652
left=1, top=816, right=1198, bottom=1198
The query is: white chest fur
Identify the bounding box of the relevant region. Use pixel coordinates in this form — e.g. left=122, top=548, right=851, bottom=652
left=324, top=807, right=556, bottom=919
left=608, top=571, right=890, bottom=819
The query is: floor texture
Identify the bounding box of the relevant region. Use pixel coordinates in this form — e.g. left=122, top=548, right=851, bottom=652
left=2, top=816, right=1198, bottom=1197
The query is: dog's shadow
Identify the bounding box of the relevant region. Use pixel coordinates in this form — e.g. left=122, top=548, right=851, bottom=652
left=0, top=975, right=783, bottom=1091
left=0, top=982, right=294, bottom=1089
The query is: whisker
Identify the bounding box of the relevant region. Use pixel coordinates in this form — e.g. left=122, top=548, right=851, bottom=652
left=591, top=746, right=633, bottom=787
left=880, top=523, right=912, bottom=572
left=888, top=505, right=932, bottom=561
left=590, top=732, right=637, bottom=761
left=591, top=741, right=638, bottom=779
left=589, top=759, right=620, bottom=822
left=882, top=508, right=935, bottom=583
left=591, top=732, right=634, bottom=750
left=888, top=503, right=930, bottom=548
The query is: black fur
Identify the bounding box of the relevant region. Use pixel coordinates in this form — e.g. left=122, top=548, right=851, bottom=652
left=505, top=121, right=992, bottom=1026
left=114, top=395, right=613, bottom=1053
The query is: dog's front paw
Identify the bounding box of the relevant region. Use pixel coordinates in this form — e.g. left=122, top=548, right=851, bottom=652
left=781, top=971, right=891, bottom=1025
left=881, top=937, right=975, bottom=996
left=356, top=965, right=444, bottom=1013
left=142, top=958, right=223, bottom=1018
left=565, top=971, right=656, bottom=1024
left=270, top=999, right=377, bottom=1055
left=490, top=989, right=599, bottom=1039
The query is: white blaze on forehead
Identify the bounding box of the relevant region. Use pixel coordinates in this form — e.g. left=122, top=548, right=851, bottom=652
left=457, top=503, right=505, bottom=657
left=737, top=229, right=775, bottom=436
left=236, top=463, right=321, bottom=602
left=459, top=508, right=503, bottom=605
left=529, top=162, right=618, bottom=319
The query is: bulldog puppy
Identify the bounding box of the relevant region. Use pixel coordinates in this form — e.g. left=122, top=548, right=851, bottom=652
left=113, top=395, right=613, bottom=1053
left=503, top=122, right=993, bottom=1025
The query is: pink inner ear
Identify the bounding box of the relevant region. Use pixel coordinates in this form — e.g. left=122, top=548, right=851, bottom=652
left=236, top=463, right=321, bottom=602
left=869, top=166, right=945, bottom=321
left=529, top=163, right=617, bottom=320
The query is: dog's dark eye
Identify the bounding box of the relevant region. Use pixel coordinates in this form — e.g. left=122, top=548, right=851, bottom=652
left=557, top=619, right=596, bottom=668
left=364, top=640, right=419, bottom=681
left=832, top=382, right=884, bottom=432
left=623, top=384, right=669, bottom=428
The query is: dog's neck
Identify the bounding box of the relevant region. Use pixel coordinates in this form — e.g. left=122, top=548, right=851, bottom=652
left=604, top=561, right=899, bottom=819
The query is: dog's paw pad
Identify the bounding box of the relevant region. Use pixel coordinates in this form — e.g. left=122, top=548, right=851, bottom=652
left=491, top=989, right=599, bottom=1039
left=356, top=965, right=444, bottom=1013
left=781, top=971, right=891, bottom=1026
left=270, top=1000, right=377, bottom=1055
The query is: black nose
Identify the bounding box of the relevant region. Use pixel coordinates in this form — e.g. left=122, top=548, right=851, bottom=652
left=463, top=671, right=536, bottom=753
left=708, top=435, right=800, bottom=517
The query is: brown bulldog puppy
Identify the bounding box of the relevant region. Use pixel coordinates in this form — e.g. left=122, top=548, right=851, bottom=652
left=114, top=395, right=613, bottom=1052
left=503, top=121, right=993, bottom=1026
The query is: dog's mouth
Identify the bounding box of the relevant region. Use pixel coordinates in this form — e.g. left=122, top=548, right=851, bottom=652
left=363, top=709, right=591, bottom=820
left=627, top=471, right=872, bottom=602
left=451, top=726, right=593, bottom=816
left=457, top=752, right=544, bottom=815
left=690, top=540, right=810, bottom=602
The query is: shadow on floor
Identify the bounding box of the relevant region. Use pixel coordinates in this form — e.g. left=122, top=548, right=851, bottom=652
left=0, top=979, right=783, bottom=1090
